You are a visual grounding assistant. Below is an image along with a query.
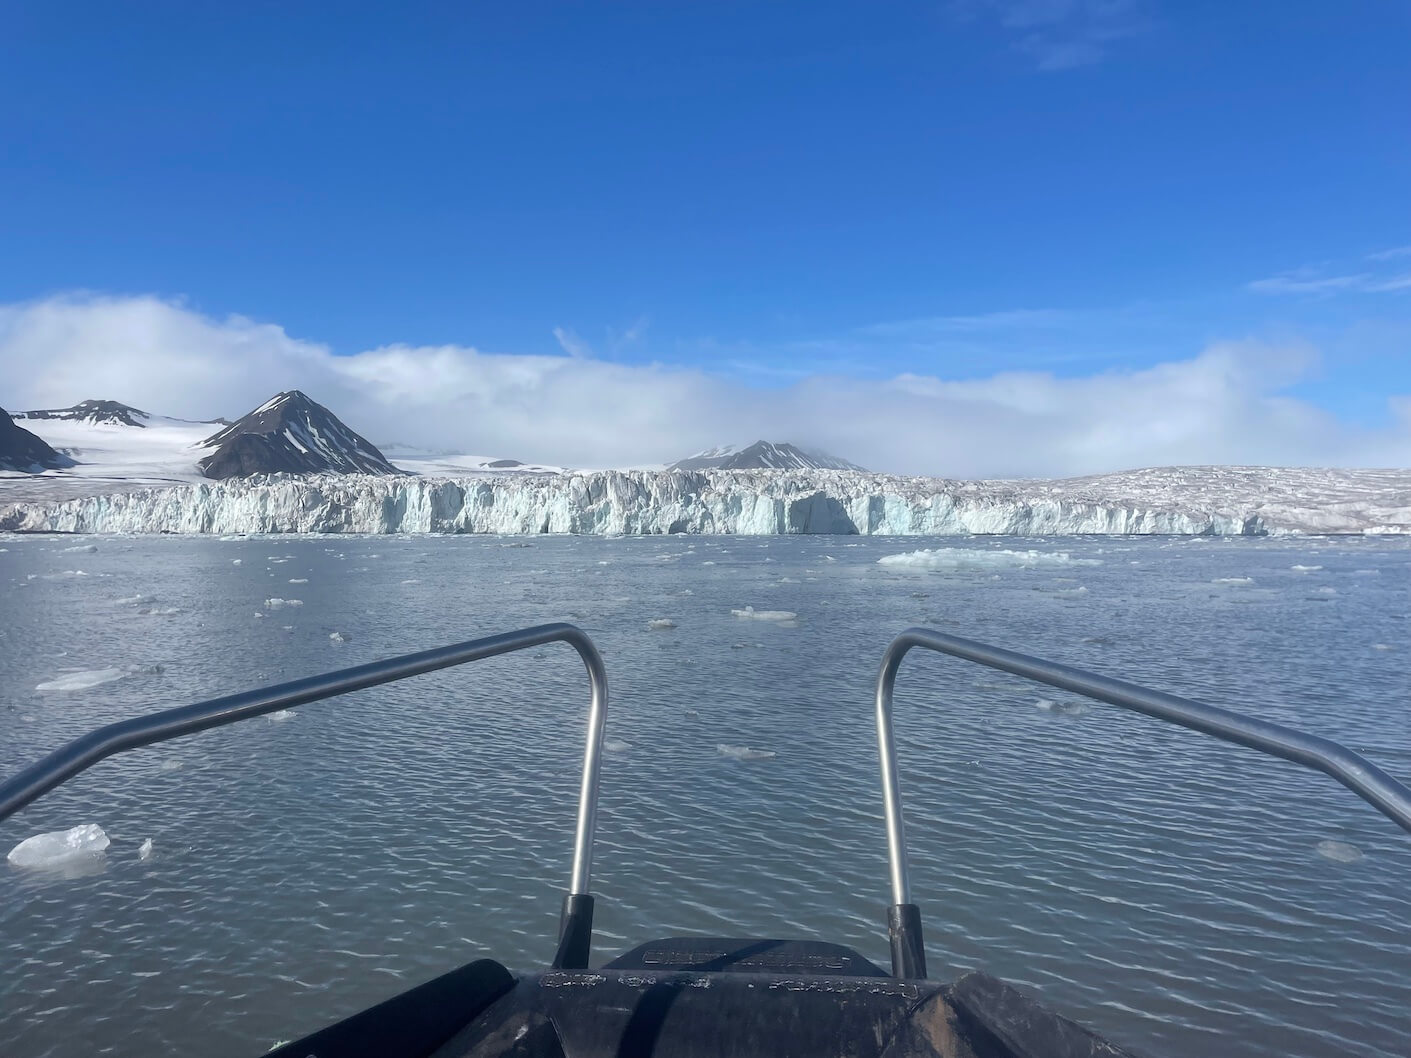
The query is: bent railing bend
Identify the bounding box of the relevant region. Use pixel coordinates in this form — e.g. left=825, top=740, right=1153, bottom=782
left=0, top=622, right=608, bottom=969
left=875, top=626, right=1411, bottom=980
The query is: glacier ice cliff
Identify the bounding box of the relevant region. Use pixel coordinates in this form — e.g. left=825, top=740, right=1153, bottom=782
left=2, top=466, right=1408, bottom=536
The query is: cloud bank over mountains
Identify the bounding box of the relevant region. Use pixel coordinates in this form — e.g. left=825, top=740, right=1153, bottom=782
left=2, top=293, right=1407, bottom=478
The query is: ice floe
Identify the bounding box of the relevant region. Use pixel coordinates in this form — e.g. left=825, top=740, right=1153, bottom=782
left=1315, top=839, right=1363, bottom=863
left=36, top=667, right=129, bottom=692
left=8, top=824, right=110, bottom=868
left=718, top=744, right=777, bottom=761
left=263, top=598, right=303, bottom=608
left=878, top=548, right=1100, bottom=571
left=646, top=618, right=676, bottom=630
left=1290, top=565, right=1323, bottom=572
left=1212, top=577, right=1254, bottom=585
left=731, top=606, right=797, bottom=621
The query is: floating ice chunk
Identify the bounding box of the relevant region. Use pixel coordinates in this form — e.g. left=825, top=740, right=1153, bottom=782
left=263, top=598, right=303, bottom=608
left=138, top=838, right=153, bottom=860
left=159, top=759, right=183, bottom=771
left=647, top=618, right=676, bottom=630
left=401, top=578, right=420, bottom=584
left=1352, top=569, right=1379, bottom=576
left=114, top=594, right=146, bottom=605
left=1372, top=643, right=1393, bottom=651
left=1315, top=840, right=1363, bottom=863
left=604, top=739, right=631, bottom=753
left=329, top=632, right=350, bottom=643
left=1212, top=577, right=1254, bottom=585
left=718, top=744, right=777, bottom=761
left=268, top=709, right=295, bottom=721
left=1034, top=698, right=1055, bottom=710
left=8, top=824, right=110, bottom=868
left=731, top=606, right=797, bottom=621
left=824, top=555, right=836, bottom=562
left=62, top=544, right=97, bottom=553
left=47, top=569, right=90, bottom=578
left=36, top=668, right=128, bottom=692
left=878, top=548, right=1100, bottom=571
left=684, top=709, right=700, bottom=718
left=232, top=559, right=242, bottom=565
left=1311, top=586, right=1336, bottom=595
left=289, top=578, right=308, bottom=584
left=1290, top=565, right=1322, bottom=572
left=700, top=560, right=716, bottom=566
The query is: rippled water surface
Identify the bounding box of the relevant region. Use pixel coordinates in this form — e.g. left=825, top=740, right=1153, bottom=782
left=1, top=533, right=1408, bottom=1057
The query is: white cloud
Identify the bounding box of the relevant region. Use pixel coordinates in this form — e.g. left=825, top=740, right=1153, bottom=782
left=1, top=293, right=1406, bottom=477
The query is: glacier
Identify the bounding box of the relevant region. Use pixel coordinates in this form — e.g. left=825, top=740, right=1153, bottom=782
left=1, top=465, right=1408, bottom=536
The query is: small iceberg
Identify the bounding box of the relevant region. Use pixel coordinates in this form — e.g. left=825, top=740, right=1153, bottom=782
left=731, top=606, right=797, bottom=622
left=718, top=744, right=777, bottom=761
left=1315, top=839, right=1363, bottom=863
left=8, top=824, right=110, bottom=868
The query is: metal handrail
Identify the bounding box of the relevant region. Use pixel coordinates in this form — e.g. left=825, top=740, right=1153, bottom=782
left=875, top=626, right=1411, bottom=979
left=0, top=622, right=608, bottom=966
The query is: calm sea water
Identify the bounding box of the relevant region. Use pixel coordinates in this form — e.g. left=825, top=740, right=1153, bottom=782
left=1, top=533, right=1408, bottom=1057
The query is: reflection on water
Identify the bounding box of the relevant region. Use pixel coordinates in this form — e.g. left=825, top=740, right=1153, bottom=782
left=1, top=533, right=1408, bottom=1057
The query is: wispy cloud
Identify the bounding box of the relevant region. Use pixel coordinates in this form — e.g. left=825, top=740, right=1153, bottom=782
left=2, top=293, right=1406, bottom=476
left=956, top=0, right=1153, bottom=71
left=551, top=326, right=593, bottom=358
left=1367, top=245, right=1411, bottom=262
left=1248, top=268, right=1411, bottom=296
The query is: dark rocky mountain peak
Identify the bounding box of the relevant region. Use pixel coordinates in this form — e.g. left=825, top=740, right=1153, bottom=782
left=0, top=404, right=74, bottom=472
left=197, top=391, right=402, bottom=480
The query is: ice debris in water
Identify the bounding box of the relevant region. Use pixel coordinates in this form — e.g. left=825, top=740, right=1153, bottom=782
left=1290, top=564, right=1322, bottom=572
left=8, top=824, right=110, bottom=868
left=232, top=559, right=242, bottom=565
left=114, top=594, right=146, bottom=605
left=1315, top=840, right=1363, bottom=863
left=1212, top=577, right=1254, bottom=585
left=1372, top=643, right=1393, bottom=651
left=329, top=632, right=350, bottom=643
left=289, top=578, right=308, bottom=584
left=877, top=548, right=1100, bottom=571
left=604, top=739, right=631, bottom=753
left=138, top=838, right=153, bottom=860
left=718, top=744, right=777, bottom=761
left=731, top=606, right=797, bottom=621
left=647, top=618, right=676, bottom=630
left=263, top=598, right=303, bottom=608
left=269, top=709, right=295, bottom=722
left=1035, top=698, right=1055, bottom=710
left=62, top=544, right=97, bottom=553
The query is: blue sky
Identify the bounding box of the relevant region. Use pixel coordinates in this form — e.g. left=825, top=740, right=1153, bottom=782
left=1, top=2, right=1408, bottom=473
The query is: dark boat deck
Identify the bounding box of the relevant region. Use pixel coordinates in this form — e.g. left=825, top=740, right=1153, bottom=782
left=269, top=939, right=1136, bottom=1058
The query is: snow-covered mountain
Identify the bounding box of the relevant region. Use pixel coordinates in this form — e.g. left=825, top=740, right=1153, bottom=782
left=197, top=391, right=402, bottom=479
left=671, top=440, right=866, bottom=472
left=0, top=405, right=71, bottom=473
left=13, top=399, right=161, bottom=429
left=5, top=465, right=1407, bottom=536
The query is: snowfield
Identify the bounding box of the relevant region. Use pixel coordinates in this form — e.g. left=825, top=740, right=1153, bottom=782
left=2, top=464, right=1407, bottom=535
